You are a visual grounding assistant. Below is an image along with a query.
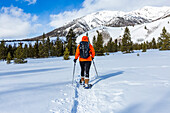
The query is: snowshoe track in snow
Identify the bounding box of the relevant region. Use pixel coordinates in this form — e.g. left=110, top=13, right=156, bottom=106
left=71, top=76, right=125, bottom=113
left=71, top=80, right=80, bottom=113
left=71, top=77, right=100, bottom=113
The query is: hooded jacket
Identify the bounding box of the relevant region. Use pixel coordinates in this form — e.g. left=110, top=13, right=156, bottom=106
left=75, top=36, right=95, bottom=61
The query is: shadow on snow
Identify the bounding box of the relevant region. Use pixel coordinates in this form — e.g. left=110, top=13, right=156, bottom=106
left=0, top=81, right=71, bottom=96
left=92, top=71, right=124, bottom=85
left=0, top=67, right=67, bottom=77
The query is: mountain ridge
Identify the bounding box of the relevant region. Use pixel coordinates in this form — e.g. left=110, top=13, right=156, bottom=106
left=26, top=6, right=170, bottom=41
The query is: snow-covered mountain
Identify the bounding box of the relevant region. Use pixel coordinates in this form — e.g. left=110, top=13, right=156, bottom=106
left=77, top=15, right=170, bottom=44
left=79, top=6, right=170, bottom=29
left=30, top=6, right=170, bottom=42
left=130, top=6, right=170, bottom=20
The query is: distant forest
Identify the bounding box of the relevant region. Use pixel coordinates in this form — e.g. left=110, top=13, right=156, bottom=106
left=0, top=27, right=169, bottom=64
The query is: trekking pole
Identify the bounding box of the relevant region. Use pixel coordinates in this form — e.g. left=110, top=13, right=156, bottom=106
left=92, top=60, right=99, bottom=78
left=72, top=62, right=76, bottom=85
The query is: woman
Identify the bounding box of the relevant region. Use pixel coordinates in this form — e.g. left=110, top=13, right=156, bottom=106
left=74, top=36, right=95, bottom=89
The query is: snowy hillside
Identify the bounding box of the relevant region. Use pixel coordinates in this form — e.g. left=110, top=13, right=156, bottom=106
left=76, top=16, right=170, bottom=44
left=0, top=50, right=170, bottom=113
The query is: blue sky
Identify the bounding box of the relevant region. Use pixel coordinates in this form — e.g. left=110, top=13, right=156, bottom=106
left=0, top=0, right=170, bottom=39
left=0, top=0, right=84, bottom=25
left=0, top=0, right=84, bottom=15
left=0, top=0, right=85, bottom=39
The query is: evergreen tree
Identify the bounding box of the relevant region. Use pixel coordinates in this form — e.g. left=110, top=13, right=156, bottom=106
left=104, top=44, right=108, bottom=53
left=142, top=42, right=147, bottom=52
left=38, top=42, right=45, bottom=58
left=152, top=38, right=157, bottom=49
left=24, top=44, right=29, bottom=58
left=149, top=42, right=152, bottom=49
left=121, top=27, right=133, bottom=53
left=63, top=48, right=70, bottom=60
left=33, top=40, right=39, bottom=58
left=43, top=37, right=49, bottom=57
left=50, top=41, right=54, bottom=56
left=14, top=43, right=27, bottom=64
left=114, top=39, right=118, bottom=52
left=46, top=37, right=50, bottom=56
left=38, top=35, right=49, bottom=58
left=129, top=41, right=133, bottom=52
left=118, top=42, right=121, bottom=51
left=40, top=33, right=49, bottom=57
left=96, top=31, right=104, bottom=56
left=106, top=38, right=118, bottom=52
left=0, top=40, right=7, bottom=60
left=144, top=26, right=147, bottom=30
left=50, top=41, right=55, bottom=56
left=6, top=44, right=14, bottom=58
left=92, top=36, right=97, bottom=51
left=55, top=37, right=63, bottom=57
left=157, top=37, right=162, bottom=49
left=107, top=38, right=114, bottom=52
left=66, top=29, right=76, bottom=55
left=133, top=43, right=140, bottom=50
left=6, top=52, right=12, bottom=64
left=28, top=44, right=34, bottom=58
left=158, top=27, right=170, bottom=50
left=146, top=41, right=150, bottom=49
left=61, top=42, right=64, bottom=56
left=139, top=43, right=143, bottom=50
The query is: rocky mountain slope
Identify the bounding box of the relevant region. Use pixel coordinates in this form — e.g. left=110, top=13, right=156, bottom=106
left=29, top=6, right=170, bottom=41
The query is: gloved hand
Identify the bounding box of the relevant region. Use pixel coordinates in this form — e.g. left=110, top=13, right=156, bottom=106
left=92, top=57, right=94, bottom=60
left=73, top=59, right=77, bottom=63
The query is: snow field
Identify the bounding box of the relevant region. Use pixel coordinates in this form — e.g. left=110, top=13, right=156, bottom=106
left=50, top=50, right=170, bottom=113
left=0, top=50, right=170, bottom=113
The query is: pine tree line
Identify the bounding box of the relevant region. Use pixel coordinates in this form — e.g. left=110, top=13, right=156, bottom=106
left=103, top=27, right=170, bottom=54
left=0, top=29, right=77, bottom=63
left=92, top=31, right=104, bottom=56
left=0, top=27, right=169, bottom=63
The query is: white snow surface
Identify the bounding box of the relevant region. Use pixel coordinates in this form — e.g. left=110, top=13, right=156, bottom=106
left=0, top=50, right=170, bottom=113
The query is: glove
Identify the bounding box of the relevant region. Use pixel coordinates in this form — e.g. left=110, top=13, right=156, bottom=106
left=73, top=59, right=77, bottom=63
left=92, top=57, right=94, bottom=60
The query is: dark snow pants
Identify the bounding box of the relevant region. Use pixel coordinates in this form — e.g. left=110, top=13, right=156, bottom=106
left=79, top=61, right=91, bottom=79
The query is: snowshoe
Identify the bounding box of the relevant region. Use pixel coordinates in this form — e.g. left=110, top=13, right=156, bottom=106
left=84, top=84, right=93, bottom=89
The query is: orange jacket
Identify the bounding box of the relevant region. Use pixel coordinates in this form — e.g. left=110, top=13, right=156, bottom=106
left=75, top=36, right=95, bottom=61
